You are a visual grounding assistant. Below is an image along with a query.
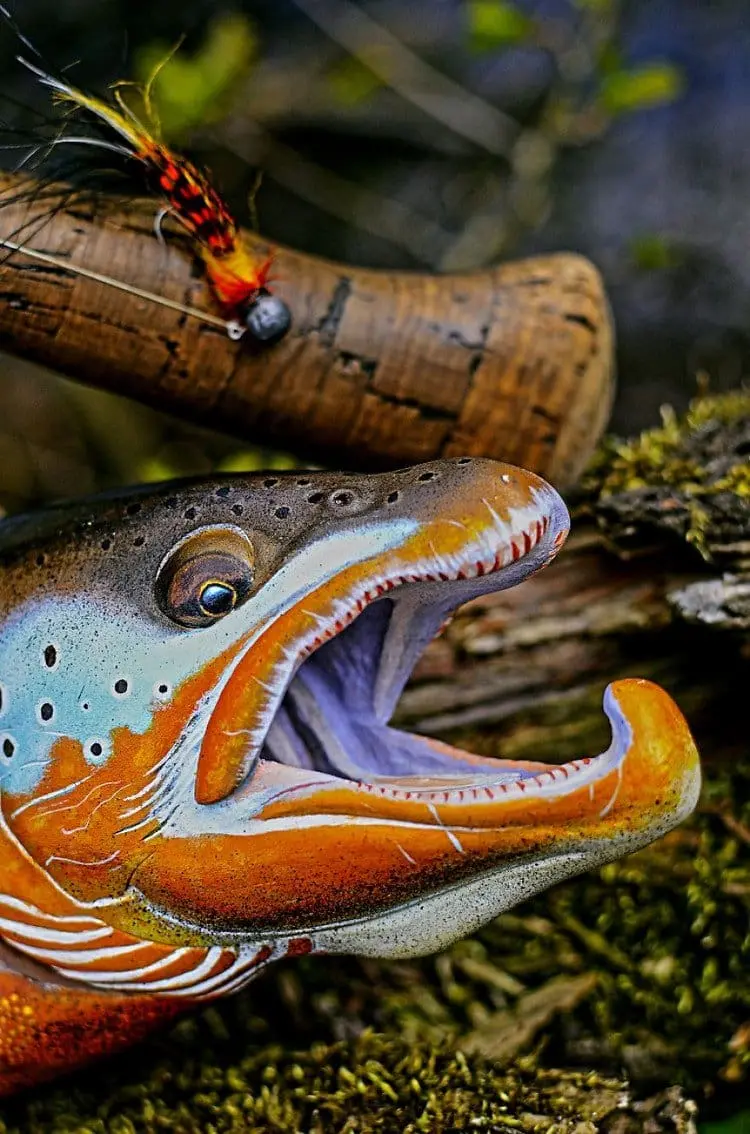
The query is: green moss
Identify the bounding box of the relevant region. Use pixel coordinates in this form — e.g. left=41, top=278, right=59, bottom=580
left=581, top=390, right=750, bottom=560
left=0, top=1034, right=637, bottom=1133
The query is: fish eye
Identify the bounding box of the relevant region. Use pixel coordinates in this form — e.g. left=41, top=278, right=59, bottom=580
left=156, top=527, right=255, bottom=629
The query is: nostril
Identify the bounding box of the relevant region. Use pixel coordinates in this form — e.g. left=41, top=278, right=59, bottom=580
left=457, top=457, right=472, bottom=465
left=387, top=491, right=399, bottom=504
left=307, top=492, right=324, bottom=504
left=418, top=471, right=436, bottom=482
left=331, top=491, right=355, bottom=506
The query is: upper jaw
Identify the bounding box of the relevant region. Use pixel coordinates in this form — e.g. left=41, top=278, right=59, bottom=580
left=188, top=465, right=570, bottom=812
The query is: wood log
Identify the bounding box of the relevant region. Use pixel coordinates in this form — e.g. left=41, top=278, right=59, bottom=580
left=0, top=176, right=613, bottom=486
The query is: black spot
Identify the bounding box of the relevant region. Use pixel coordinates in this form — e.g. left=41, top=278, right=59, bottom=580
left=44, top=645, right=57, bottom=668
left=40, top=702, right=54, bottom=722
left=133, top=536, right=145, bottom=548
left=387, top=491, right=399, bottom=504
left=100, top=538, right=112, bottom=551
left=307, top=492, right=324, bottom=504
left=457, top=457, right=472, bottom=465
left=35, top=553, right=46, bottom=567
left=332, top=491, right=355, bottom=507
left=264, top=478, right=279, bottom=489
left=82, top=703, right=90, bottom=711
left=231, top=503, right=244, bottom=516
left=215, top=486, right=232, bottom=498
left=89, top=741, right=103, bottom=758
left=126, top=503, right=142, bottom=516
left=418, top=471, right=436, bottom=481
left=275, top=506, right=290, bottom=519
left=158, top=683, right=169, bottom=695
left=114, top=679, right=128, bottom=695
left=2, top=738, right=14, bottom=759
left=184, top=506, right=197, bottom=520
left=297, top=478, right=311, bottom=487
left=166, top=497, right=178, bottom=509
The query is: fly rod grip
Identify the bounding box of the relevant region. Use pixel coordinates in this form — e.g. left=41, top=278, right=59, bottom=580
left=0, top=183, right=614, bottom=486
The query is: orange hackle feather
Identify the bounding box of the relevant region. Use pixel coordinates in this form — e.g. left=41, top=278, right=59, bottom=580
left=21, top=56, right=273, bottom=314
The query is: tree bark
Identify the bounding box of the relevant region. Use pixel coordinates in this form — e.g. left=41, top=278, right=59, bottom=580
left=0, top=176, right=613, bottom=486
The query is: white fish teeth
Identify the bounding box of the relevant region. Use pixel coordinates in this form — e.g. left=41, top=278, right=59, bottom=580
left=355, top=755, right=603, bottom=803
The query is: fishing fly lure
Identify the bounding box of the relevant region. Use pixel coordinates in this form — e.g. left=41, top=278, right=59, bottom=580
left=0, top=8, right=291, bottom=343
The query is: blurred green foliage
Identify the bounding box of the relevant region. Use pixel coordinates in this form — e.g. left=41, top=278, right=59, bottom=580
left=135, top=13, right=256, bottom=139
left=599, top=60, right=685, bottom=115
left=630, top=233, right=685, bottom=272
left=467, top=0, right=533, bottom=51
left=703, top=1114, right=750, bottom=1134
left=326, top=57, right=384, bottom=107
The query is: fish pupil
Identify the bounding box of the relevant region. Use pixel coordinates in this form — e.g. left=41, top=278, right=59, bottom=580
left=199, top=582, right=236, bottom=617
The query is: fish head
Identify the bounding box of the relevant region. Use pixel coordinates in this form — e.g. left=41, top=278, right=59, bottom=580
left=0, top=459, right=700, bottom=960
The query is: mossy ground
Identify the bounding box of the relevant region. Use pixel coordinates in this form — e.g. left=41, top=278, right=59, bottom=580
left=581, top=389, right=750, bottom=563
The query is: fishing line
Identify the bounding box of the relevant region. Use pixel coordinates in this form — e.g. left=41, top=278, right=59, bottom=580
left=0, top=236, right=245, bottom=337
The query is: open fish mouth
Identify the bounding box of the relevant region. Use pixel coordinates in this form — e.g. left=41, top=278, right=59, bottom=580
left=173, top=462, right=699, bottom=914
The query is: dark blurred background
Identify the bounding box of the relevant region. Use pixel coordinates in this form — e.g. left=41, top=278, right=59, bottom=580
left=0, top=0, right=748, bottom=513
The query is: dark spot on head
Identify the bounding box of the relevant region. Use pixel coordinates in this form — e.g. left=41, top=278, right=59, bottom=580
left=114, top=679, right=128, bottom=695
left=133, top=536, right=145, bottom=548
left=264, top=478, right=278, bottom=489
left=457, top=457, right=472, bottom=465
left=35, top=553, right=46, bottom=567
left=215, top=486, right=232, bottom=498
left=184, top=506, right=197, bottom=520
left=275, top=506, right=290, bottom=519
left=40, top=702, right=54, bottom=722
left=100, top=538, right=112, bottom=551
left=332, top=491, right=354, bottom=507
left=89, top=741, right=103, bottom=758
left=231, top=503, right=244, bottom=516
left=82, top=703, right=90, bottom=711
left=126, top=503, right=142, bottom=516
left=387, top=491, right=399, bottom=504
left=44, top=645, right=57, bottom=669
left=2, top=738, right=14, bottom=759
left=307, top=492, right=324, bottom=504
left=418, top=471, right=436, bottom=482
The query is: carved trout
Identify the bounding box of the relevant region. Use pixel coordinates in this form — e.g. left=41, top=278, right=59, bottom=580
left=0, top=459, right=700, bottom=1094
